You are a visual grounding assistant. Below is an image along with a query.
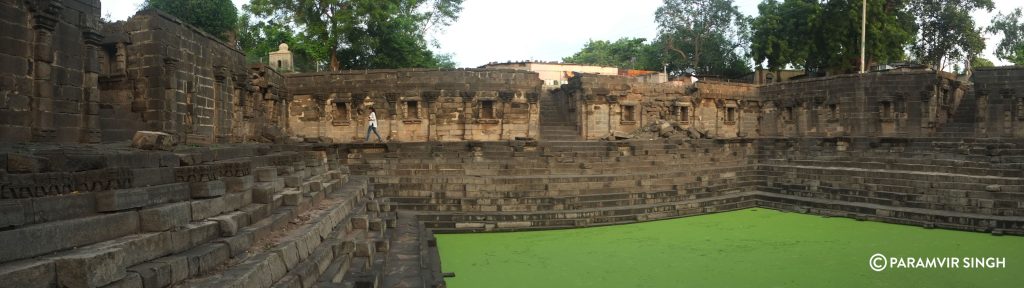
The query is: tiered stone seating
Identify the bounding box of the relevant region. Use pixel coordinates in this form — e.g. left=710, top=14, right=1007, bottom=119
left=340, top=139, right=760, bottom=231
left=0, top=144, right=401, bottom=288
left=755, top=138, right=1024, bottom=233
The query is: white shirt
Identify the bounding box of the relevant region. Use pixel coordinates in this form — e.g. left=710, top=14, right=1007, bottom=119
left=368, top=111, right=377, bottom=128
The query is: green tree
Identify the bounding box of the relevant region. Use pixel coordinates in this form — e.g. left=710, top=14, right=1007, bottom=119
left=910, top=0, right=993, bottom=71
left=562, top=38, right=664, bottom=71
left=143, top=0, right=238, bottom=41
left=245, top=0, right=463, bottom=71
left=750, top=0, right=916, bottom=74
left=237, top=15, right=322, bottom=71
left=655, top=0, right=751, bottom=78
left=750, top=0, right=820, bottom=71
left=972, top=56, right=995, bottom=68
left=988, top=8, right=1024, bottom=65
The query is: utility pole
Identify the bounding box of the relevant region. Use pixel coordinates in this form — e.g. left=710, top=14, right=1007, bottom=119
left=860, top=0, right=866, bottom=73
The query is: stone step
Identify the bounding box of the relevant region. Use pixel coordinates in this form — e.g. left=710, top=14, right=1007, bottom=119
left=177, top=176, right=369, bottom=288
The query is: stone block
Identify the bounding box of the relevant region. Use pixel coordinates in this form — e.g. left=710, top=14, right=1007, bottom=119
left=5, top=153, right=48, bottom=173
left=351, top=215, right=369, bottom=230
left=95, top=187, right=149, bottom=212
left=365, top=201, right=380, bottom=212
left=0, top=211, right=139, bottom=262
left=353, top=241, right=374, bottom=257
left=272, top=242, right=300, bottom=270
left=131, top=131, right=176, bottom=151
left=139, top=202, right=191, bottom=232
left=131, top=167, right=175, bottom=187
left=241, top=204, right=270, bottom=222
left=307, top=180, right=323, bottom=192
left=29, top=193, right=95, bottom=224
left=254, top=167, right=277, bottom=182
left=223, top=175, right=253, bottom=193
left=191, top=197, right=225, bottom=220
left=53, top=246, right=126, bottom=288
left=150, top=255, right=189, bottom=285
left=181, top=243, right=230, bottom=277
left=0, top=259, right=56, bottom=288
left=281, top=190, right=301, bottom=206
left=252, top=182, right=276, bottom=204
left=284, top=175, right=302, bottom=188
left=223, top=192, right=246, bottom=212
left=145, top=183, right=190, bottom=205
left=216, top=232, right=253, bottom=257
left=127, top=262, right=172, bottom=288
left=210, top=211, right=248, bottom=237
left=185, top=221, right=220, bottom=247
left=103, top=272, right=142, bottom=288
left=189, top=180, right=225, bottom=198
left=0, top=200, right=26, bottom=228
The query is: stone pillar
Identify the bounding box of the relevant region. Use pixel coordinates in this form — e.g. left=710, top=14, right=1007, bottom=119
left=384, top=93, right=398, bottom=140
left=157, top=57, right=179, bottom=134
left=213, top=66, right=227, bottom=142
left=526, top=91, right=539, bottom=139
left=29, top=0, right=63, bottom=142
left=460, top=91, right=474, bottom=140
left=81, top=27, right=103, bottom=143
left=422, top=91, right=440, bottom=141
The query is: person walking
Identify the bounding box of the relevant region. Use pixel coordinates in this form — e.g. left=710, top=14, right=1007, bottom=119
left=366, top=107, right=383, bottom=142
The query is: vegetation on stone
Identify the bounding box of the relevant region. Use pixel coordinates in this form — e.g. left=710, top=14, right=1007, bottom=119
left=142, top=0, right=239, bottom=41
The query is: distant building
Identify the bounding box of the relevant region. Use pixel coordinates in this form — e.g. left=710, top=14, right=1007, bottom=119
left=269, top=43, right=294, bottom=72
left=479, top=61, right=622, bottom=86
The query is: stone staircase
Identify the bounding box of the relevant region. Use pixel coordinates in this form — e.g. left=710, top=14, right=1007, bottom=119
left=3, top=137, right=1024, bottom=288
left=0, top=145, right=406, bottom=288
left=936, top=92, right=979, bottom=137
left=342, top=140, right=760, bottom=231
left=539, top=91, right=581, bottom=141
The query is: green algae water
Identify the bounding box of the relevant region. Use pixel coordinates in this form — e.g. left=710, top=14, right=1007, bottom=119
left=436, top=209, right=1024, bottom=287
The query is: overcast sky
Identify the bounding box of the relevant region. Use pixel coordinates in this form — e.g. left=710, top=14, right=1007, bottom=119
left=104, top=0, right=1022, bottom=68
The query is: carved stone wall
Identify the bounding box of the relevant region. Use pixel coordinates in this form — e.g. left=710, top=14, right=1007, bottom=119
left=285, top=69, right=542, bottom=142
left=561, top=71, right=965, bottom=140
left=972, top=67, right=1024, bottom=137
left=759, top=71, right=963, bottom=138
left=97, top=10, right=253, bottom=144
left=0, top=0, right=104, bottom=143
left=560, top=74, right=758, bottom=140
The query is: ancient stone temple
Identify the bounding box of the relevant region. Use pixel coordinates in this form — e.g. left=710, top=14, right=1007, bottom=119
left=2, top=1, right=1024, bottom=288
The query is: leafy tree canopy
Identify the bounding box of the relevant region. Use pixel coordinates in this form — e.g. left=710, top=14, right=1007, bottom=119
left=973, top=56, right=995, bottom=68
left=988, top=8, right=1024, bottom=65
left=655, top=0, right=752, bottom=78
left=561, top=38, right=664, bottom=71
left=909, top=0, right=993, bottom=71
left=143, top=0, right=238, bottom=41
left=750, top=0, right=916, bottom=74
left=244, top=0, right=463, bottom=71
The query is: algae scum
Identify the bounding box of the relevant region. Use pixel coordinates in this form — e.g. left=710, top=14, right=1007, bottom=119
left=436, top=209, right=1024, bottom=287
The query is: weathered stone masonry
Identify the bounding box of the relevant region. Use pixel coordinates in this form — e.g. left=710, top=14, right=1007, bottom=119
left=286, top=69, right=542, bottom=142
left=0, top=0, right=103, bottom=143
left=559, top=70, right=967, bottom=140
left=2, top=1, right=1024, bottom=287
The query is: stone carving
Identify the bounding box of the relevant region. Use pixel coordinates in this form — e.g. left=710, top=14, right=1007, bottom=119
left=132, top=77, right=148, bottom=112
left=114, top=42, right=127, bottom=76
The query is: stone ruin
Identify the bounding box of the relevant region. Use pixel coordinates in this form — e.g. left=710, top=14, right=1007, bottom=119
left=1, top=1, right=1024, bottom=288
